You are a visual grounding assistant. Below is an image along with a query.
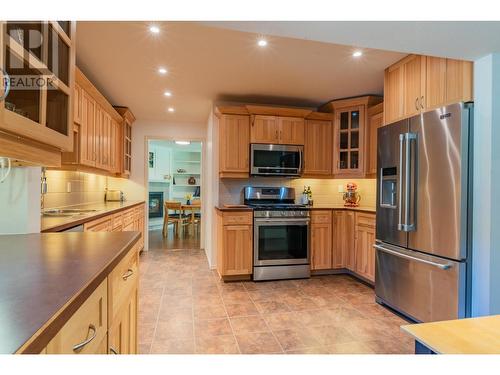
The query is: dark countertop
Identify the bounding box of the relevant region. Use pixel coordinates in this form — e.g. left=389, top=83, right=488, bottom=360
left=215, top=205, right=253, bottom=212
left=310, top=205, right=376, bottom=213
left=0, top=231, right=140, bottom=354
left=41, top=200, right=145, bottom=232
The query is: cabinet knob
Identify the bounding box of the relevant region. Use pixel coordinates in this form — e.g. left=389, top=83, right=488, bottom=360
left=415, top=97, right=419, bottom=111
left=420, top=96, right=424, bottom=109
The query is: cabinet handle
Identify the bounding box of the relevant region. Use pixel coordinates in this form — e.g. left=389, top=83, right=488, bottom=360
left=420, top=96, right=424, bottom=109
left=122, top=268, right=134, bottom=280
left=415, top=97, right=419, bottom=111
left=275, top=130, right=278, bottom=139
left=72, top=324, right=97, bottom=352
left=110, top=347, right=118, bottom=354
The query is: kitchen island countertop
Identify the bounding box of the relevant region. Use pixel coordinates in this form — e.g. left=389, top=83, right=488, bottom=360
left=401, top=315, right=500, bottom=354
left=0, top=231, right=140, bottom=354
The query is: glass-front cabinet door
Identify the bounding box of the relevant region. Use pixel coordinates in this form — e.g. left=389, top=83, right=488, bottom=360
left=333, top=105, right=365, bottom=176
left=0, top=21, right=75, bottom=153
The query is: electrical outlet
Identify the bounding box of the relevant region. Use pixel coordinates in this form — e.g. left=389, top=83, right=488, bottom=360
left=66, top=182, right=72, bottom=193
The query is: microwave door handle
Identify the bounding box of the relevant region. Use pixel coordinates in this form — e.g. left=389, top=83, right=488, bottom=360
left=398, top=133, right=404, bottom=231
left=298, top=149, right=303, bottom=173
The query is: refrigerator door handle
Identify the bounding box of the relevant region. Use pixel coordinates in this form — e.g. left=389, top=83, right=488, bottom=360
left=373, top=244, right=452, bottom=270
left=398, top=134, right=404, bottom=231
left=402, top=133, right=417, bottom=232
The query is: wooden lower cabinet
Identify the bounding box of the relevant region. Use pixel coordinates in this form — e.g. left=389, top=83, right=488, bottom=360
left=43, top=240, right=140, bottom=354
left=84, top=204, right=145, bottom=251
left=354, top=213, right=376, bottom=282
left=216, top=210, right=253, bottom=279
left=311, top=211, right=333, bottom=270
left=45, top=279, right=108, bottom=354
left=108, top=290, right=138, bottom=355
left=331, top=210, right=356, bottom=270
left=312, top=209, right=375, bottom=283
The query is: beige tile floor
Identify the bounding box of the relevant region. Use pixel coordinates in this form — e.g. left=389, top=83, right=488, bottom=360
left=138, top=248, right=415, bottom=354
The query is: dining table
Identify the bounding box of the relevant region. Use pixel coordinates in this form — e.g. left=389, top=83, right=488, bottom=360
left=180, top=203, right=201, bottom=232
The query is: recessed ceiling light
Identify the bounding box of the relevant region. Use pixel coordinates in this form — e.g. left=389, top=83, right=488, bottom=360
left=158, top=67, right=167, bottom=75
left=257, top=39, right=268, bottom=47
left=352, top=50, right=363, bottom=57
left=175, top=141, right=190, bottom=145
left=149, top=25, right=160, bottom=34
left=163, top=91, right=172, bottom=97
left=167, top=107, right=175, bottom=113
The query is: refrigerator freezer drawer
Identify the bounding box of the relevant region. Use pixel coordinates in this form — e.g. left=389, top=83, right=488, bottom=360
left=375, top=242, right=466, bottom=322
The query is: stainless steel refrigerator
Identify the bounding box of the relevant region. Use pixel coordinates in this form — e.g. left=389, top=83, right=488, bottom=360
left=375, top=102, right=473, bottom=323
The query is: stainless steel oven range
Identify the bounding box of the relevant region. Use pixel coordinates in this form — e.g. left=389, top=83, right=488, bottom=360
left=244, top=186, right=310, bottom=281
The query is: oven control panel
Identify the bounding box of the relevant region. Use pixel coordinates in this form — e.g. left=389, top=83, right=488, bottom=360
left=254, top=210, right=310, bottom=218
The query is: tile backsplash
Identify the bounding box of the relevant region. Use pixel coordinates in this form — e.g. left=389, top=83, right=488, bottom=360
left=43, top=170, right=107, bottom=209
left=219, top=177, right=377, bottom=207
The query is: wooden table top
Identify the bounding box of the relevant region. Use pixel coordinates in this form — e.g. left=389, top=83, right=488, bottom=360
left=401, top=315, right=500, bottom=354
left=181, top=204, right=201, bottom=210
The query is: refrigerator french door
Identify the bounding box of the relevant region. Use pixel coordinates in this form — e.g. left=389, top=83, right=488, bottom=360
left=375, top=102, right=473, bottom=323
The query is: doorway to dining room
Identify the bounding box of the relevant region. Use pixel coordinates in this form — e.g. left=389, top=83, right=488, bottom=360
left=146, top=139, right=202, bottom=250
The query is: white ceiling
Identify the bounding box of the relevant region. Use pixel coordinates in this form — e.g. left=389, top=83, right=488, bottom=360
left=205, top=21, right=500, bottom=61
left=75, top=21, right=405, bottom=124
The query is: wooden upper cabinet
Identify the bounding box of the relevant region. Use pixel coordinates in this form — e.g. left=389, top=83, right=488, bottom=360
left=384, top=62, right=404, bottom=125
left=219, top=114, right=250, bottom=178
left=115, top=107, right=135, bottom=178
left=367, top=104, right=383, bottom=176
left=61, top=68, right=133, bottom=177
left=74, top=83, right=82, bottom=125
left=304, top=119, right=333, bottom=176
left=445, top=59, right=473, bottom=104
left=0, top=21, right=76, bottom=166
left=80, top=90, right=96, bottom=167
left=425, top=56, right=447, bottom=109
left=385, top=54, right=473, bottom=124
left=333, top=105, right=365, bottom=177
left=278, top=117, right=305, bottom=145
left=250, top=115, right=304, bottom=145
left=250, top=115, right=279, bottom=143
left=403, top=55, right=426, bottom=117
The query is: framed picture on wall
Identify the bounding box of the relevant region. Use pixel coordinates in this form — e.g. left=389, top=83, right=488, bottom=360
left=148, top=152, right=155, bottom=168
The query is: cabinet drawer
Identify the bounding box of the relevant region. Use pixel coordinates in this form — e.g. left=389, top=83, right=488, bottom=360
left=112, top=212, right=123, bottom=230
left=108, top=243, right=139, bottom=323
left=123, top=209, right=135, bottom=226
left=46, top=279, right=107, bottom=354
left=311, top=210, right=332, bottom=224
left=222, top=212, right=252, bottom=225
left=355, top=212, right=376, bottom=228
left=84, top=216, right=112, bottom=232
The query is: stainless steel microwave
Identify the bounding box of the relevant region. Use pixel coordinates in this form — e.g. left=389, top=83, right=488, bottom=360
left=250, top=144, right=303, bottom=177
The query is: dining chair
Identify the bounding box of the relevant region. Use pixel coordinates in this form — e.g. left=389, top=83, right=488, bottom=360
left=190, top=199, right=202, bottom=236
left=162, top=201, right=187, bottom=238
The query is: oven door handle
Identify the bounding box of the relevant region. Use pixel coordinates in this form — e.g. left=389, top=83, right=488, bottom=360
left=255, top=218, right=310, bottom=224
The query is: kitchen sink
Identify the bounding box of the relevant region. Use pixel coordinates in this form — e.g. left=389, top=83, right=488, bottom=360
left=42, top=209, right=99, bottom=217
